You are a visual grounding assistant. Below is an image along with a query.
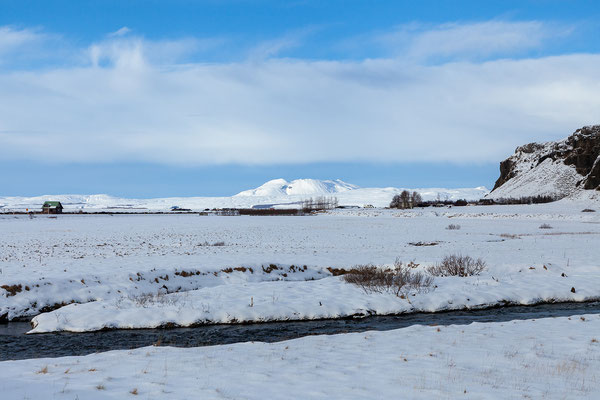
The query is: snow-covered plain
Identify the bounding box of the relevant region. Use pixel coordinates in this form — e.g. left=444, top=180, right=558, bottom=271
left=0, top=178, right=489, bottom=211
left=1, top=196, right=599, bottom=331
left=3, top=315, right=600, bottom=399
left=2, top=188, right=600, bottom=399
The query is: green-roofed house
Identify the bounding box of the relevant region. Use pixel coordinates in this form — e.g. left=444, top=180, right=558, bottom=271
left=42, top=201, right=63, bottom=214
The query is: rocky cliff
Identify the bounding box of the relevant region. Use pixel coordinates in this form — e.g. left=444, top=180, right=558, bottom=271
left=488, top=125, right=600, bottom=200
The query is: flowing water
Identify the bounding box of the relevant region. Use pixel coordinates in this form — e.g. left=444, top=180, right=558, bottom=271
left=2, top=301, right=599, bottom=361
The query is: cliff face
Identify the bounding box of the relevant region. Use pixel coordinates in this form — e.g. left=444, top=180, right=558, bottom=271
left=488, top=125, right=600, bottom=200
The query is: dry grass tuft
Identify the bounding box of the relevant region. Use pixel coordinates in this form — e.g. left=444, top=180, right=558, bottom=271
left=408, top=241, right=439, bottom=247
left=37, top=365, right=48, bottom=374
left=198, top=241, right=226, bottom=247
left=128, top=292, right=176, bottom=308
left=175, top=269, right=202, bottom=277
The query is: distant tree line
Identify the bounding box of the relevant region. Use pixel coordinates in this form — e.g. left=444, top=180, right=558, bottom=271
left=302, top=196, right=339, bottom=212
left=389, top=191, right=422, bottom=209
left=479, top=195, right=559, bottom=205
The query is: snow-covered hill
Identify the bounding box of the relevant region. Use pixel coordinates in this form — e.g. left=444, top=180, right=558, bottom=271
left=235, top=179, right=358, bottom=197
left=488, top=125, right=600, bottom=200
left=0, top=179, right=489, bottom=211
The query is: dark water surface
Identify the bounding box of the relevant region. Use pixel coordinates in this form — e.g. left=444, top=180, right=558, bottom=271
left=2, top=301, right=600, bottom=361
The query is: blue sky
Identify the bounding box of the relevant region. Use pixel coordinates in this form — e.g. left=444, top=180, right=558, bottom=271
left=1, top=1, right=599, bottom=197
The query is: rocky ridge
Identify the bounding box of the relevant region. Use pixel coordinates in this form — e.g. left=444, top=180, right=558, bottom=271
left=488, top=125, right=600, bottom=200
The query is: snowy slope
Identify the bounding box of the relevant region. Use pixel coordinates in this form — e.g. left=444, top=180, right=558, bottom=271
left=488, top=125, right=600, bottom=200
left=487, top=140, right=581, bottom=200
left=0, top=179, right=489, bottom=211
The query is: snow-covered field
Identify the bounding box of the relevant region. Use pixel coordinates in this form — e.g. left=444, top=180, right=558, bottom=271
left=3, top=314, right=600, bottom=399
left=2, top=191, right=600, bottom=399
left=1, top=196, right=599, bottom=331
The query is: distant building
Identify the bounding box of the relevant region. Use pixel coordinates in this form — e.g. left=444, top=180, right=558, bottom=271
left=42, top=201, right=63, bottom=214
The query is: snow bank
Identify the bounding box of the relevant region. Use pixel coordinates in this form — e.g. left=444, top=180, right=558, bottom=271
left=29, top=263, right=600, bottom=333
left=5, top=315, right=600, bottom=399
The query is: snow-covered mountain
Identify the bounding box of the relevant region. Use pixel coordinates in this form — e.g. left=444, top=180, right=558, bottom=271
left=487, top=125, right=600, bottom=200
left=0, top=179, right=489, bottom=211
left=235, top=179, right=359, bottom=197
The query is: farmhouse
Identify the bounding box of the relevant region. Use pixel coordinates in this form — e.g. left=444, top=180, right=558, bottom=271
left=42, top=201, right=63, bottom=214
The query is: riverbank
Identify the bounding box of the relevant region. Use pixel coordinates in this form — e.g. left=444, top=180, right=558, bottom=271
left=2, top=313, right=599, bottom=398
left=2, top=301, right=600, bottom=361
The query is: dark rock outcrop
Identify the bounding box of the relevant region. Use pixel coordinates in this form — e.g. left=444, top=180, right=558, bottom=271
left=543, top=125, right=600, bottom=189
left=491, top=125, right=600, bottom=198
left=493, top=159, right=515, bottom=191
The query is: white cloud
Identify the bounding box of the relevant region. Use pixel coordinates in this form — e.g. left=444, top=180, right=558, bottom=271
left=371, top=21, right=569, bottom=61
left=108, top=26, right=132, bottom=37
left=0, top=22, right=598, bottom=166
left=87, top=35, right=224, bottom=68
left=247, top=27, right=316, bottom=60
left=0, top=26, right=72, bottom=68
left=0, top=26, right=46, bottom=58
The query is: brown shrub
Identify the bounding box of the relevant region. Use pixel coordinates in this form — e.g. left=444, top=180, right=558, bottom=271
left=343, top=260, right=433, bottom=297
left=427, top=254, right=486, bottom=277
left=262, top=264, right=279, bottom=273
left=175, top=270, right=202, bottom=277
left=1, top=284, right=22, bottom=297
left=327, top=267, right=351, bottom=276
